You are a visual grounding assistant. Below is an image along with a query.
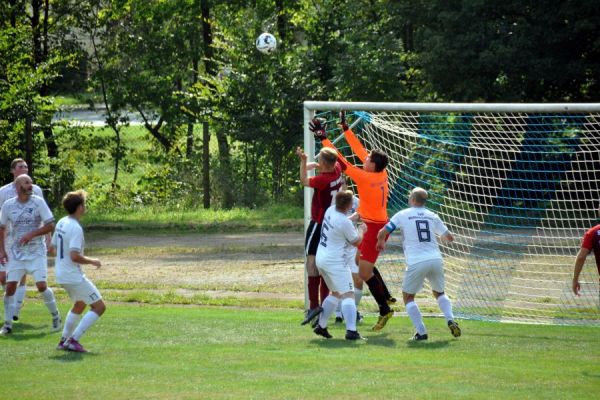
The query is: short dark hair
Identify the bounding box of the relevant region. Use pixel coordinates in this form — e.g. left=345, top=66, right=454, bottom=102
left=370, top=149, right=388, bottom=172
left=62, top=190, right=87, bottom=214
left=335, top=190, right=353, bottom=211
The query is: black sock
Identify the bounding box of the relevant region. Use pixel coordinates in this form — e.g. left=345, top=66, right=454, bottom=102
left=373, top=267, right=392, bottom=299
left=366, top=276, right=391, bottom=315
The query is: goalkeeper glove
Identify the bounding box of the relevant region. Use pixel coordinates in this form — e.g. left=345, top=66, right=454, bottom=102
left=309, top=118, right=327, bottom=141
left=339, top=110, right=349, bottom=131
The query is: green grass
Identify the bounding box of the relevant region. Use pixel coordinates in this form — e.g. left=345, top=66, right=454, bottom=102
left=84, top=203, right=303, bottom=232
left=3, top=302, right=599, bottom=399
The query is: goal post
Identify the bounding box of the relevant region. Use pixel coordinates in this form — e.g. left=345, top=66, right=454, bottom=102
left=303, top=101, right=600, bottom=326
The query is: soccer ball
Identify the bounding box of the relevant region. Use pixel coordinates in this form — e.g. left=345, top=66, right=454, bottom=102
left=256, top=33, right=277, bottom=54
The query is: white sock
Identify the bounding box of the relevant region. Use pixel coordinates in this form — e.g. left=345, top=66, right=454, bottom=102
left=341, top=297, right=357, bottom=331
left=15, top=285, right=27, bottom=316
left=72, top=311, right=100, bottom=341
left=335, top=301, right=342, bottom=318
left=40, top=287, right=59, bottom=317
left=354, top=288, right=363, bottom=306
left=318, top=295, right=339, bottom=328
left=62, top=311, right=82, bottom=339
left=437, top=294, right=454, bottom=322
left=406, top=301, right=426, bottom=335
left=4, top=294, right=15, bottom=327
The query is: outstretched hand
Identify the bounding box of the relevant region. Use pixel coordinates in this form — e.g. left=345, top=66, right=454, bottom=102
left=309, top=118, right=327, bottom=141
left=295, top=146, right=307, bottom=160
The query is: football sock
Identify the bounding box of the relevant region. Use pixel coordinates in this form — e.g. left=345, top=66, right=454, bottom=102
left=15, top=284, right=27, bottom=315
left=319, top=276, right=330, bottom=305
left=341, top=297, right=357, bottom=331
left=72, top=310, right=100, bottom=341
left=437, top=294, right=455, bottom=321
left=4, top=294, right=15, bottom=327
left=62, top=311, right=82, bottom=339
left=365, top=275, right=391, bottom=315
left=406, top=301, right=426, bottom=335
left=307, top=276, right=320, bottom=309
left=335, top=300, right=342, bottom=318
left=373, top=267, right=392, bottom=299
left=40, top=287, right=59, bottom=316
left=318, top=295, right=338, bottom=328
left=354, top=288, right=363, bottom=306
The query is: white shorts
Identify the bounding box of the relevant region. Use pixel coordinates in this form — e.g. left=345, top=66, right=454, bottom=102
left=344, top=248, right=359, bottom=274
left=6, top=257, right=48, bottom=283
left=61, top=278, right=103, bottom=305
left=402, top=258, right=445, bottom=295
left=316, top=261, right=354, bottom=294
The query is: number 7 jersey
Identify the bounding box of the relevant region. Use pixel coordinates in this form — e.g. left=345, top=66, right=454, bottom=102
left=385, top=206, right=449, bottom=266
left=52, top=216, right=85, bottom=284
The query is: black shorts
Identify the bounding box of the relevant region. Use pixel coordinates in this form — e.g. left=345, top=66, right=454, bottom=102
left=304, top=220, right=322, bottom=256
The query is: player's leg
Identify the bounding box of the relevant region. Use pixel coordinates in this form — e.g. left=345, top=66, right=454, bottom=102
left=31, top=259, right=61, bottom=331
left=13, top=274, right=27, bottom=321
left=66, top=278, right=105, bottom=352
left=373, top=266, right=396, bottom=304
left=304, top=221, right=322, bottom=313
left=1, top=267, right=23, bottom=334
left=313, top=269, right=339, bottom=339
left=429, top=260, right=461, bottom=337
left=58, top=298, right=85, bottom=350
left=403, top=261, right=427, bottom=340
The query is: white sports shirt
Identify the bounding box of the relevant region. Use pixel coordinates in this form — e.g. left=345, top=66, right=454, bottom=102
left=343, top=196, right=360, bottom=264
left=0, top=195, right=54, bottom=261
left=52, top=216, right=86, bottom=284
left=385, top=206, right=449, bottom=266
left=316, top=205, right=360, bottom=267
left=0, top=182, right=44, bottom=207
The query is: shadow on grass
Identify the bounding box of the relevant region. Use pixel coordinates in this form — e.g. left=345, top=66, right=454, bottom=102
left=406, top=339, right=451, bottom=349
left=1, top=323, right=55, bottom=341
left=310, top=332, right=397, bottom=348
left=49, top=351, right=100, bottom=363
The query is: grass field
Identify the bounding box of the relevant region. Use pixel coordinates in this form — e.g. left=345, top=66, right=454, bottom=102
left=3, top=302, right=599, bottom=399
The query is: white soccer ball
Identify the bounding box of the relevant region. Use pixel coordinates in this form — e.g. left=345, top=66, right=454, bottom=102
left=256, top=32, right=277, bottom=54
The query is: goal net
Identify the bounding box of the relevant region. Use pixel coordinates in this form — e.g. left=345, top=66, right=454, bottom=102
left=303, top=101, right=600, bottom=326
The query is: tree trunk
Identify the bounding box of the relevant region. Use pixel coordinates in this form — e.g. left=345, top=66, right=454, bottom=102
left=201, top=0, right=233, bottom=208
left=25, top=117, right=34, bottom=178
left=202, top=121, right=210, bottom=209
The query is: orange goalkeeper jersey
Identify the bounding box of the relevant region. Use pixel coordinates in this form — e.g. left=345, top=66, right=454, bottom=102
left=323, top=128, right=389, bottom=224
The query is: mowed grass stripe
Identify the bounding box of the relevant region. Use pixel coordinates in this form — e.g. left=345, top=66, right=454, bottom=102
left=2, top=302, right=599, bottom=400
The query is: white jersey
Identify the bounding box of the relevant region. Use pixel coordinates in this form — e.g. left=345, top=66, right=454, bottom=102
left=0, top=195, right=54, bottom=261
left=385, top=206, right=449, bottom=266
left=0, top=182, right=43, bottom=207
left=316, top=205, right=360, bottom=267
left=343, top=196, right=360, bottom=266
left=52, top=216, right=86, bottom=284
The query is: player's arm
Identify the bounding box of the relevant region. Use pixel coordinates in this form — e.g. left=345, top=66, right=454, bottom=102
left=19, top=221, right=54, bottom=245
left=347, top=222, right=366, bottom=248
left=572, top=247, right=590, bottom=296
left=296, top=146, right=311, bottom=186
left=376, top=221, right=395, bottom=252
left=440, top=231, right=454, bottom=242
left=338, top=111, right=369, bottom=162
left=70, top=251, right=102, bottom=269
left=0, top=225, right=6, bottom=264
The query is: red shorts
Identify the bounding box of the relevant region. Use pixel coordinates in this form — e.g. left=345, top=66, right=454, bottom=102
left=359, top=221, right=388, bottom=264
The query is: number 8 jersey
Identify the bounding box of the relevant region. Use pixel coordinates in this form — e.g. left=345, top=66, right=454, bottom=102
left=52, top=216, right=85, bottom=284
left=385, top=206, right=449, bottom=266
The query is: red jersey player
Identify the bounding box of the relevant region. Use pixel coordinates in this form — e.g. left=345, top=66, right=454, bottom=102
left=573, top=224, right=600, bottom=295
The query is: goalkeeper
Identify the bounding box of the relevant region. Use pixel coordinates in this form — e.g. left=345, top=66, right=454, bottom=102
left=310, top=112, right=395, bottom=332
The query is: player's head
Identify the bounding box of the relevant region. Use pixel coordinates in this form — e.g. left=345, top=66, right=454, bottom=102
left=335, top=190, right=354, bottom=212
left=318, top=147, right=338, bottom=171
left=14, top=174, right=33, bottom=196
left=63, top=189, right=88, bottom=215
left=365, top=149, right=388, bottom=172
left=409, top=187, right=428, bottom=206
left=10, top=158, right=28, bottom=179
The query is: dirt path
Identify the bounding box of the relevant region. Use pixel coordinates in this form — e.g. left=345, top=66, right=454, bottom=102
left=82, top=231, right=306, bottom=302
